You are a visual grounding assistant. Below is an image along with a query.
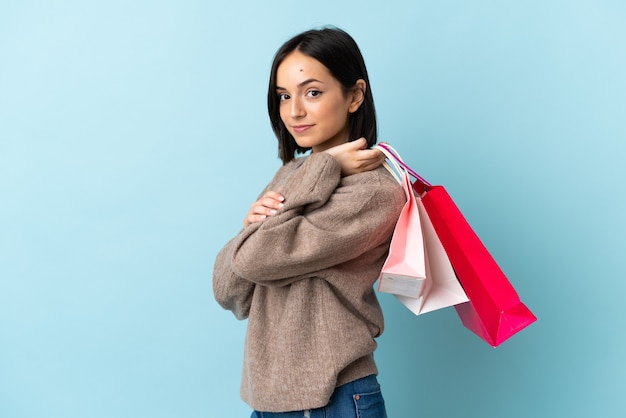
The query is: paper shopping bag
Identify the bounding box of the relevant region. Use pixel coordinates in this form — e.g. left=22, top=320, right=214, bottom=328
left=420, top=186, right=537, bottom=346
left=395, top=196, right=469, bottom=315
left=378, top=143, right=537, bottom=346
left=377, top=145, right=468, bottom=315
left=377, top=171, right=428, bottom=299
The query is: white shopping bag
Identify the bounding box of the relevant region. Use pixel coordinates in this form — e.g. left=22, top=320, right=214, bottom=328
left=376, top=143, right=468, bottom=315
left=394, top=197, right=468, bottom=315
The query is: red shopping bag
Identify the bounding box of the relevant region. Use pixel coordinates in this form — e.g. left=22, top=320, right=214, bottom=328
left=378, top=143, right=537, bottom=347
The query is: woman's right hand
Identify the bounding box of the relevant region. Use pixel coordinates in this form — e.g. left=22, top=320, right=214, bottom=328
left=323, top=138, right=385, bottom=176
left=243, top=190, right=285, bottom=227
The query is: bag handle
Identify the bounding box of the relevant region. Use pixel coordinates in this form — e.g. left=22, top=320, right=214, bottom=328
left=376, top=145, right=405, bottom=184
left=375, top=143, right=432, bottom=193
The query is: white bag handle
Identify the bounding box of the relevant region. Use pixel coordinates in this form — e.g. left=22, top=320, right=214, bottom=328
left=374, top=143, right=405, bottom=185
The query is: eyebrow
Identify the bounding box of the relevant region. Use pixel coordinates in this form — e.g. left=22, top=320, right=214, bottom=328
left=276, top=78, right=324, bottom=91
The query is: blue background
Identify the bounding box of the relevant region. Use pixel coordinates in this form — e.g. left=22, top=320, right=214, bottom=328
left=1, top=1, right=625, bottom=417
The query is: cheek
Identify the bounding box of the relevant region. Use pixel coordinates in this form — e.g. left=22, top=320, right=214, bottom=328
left=326, top=105, right=350, bottom=127
left=322, top=99, right=349, bottom=121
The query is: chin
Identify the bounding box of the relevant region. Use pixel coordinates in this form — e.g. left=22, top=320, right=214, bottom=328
left=294, top=139, right=320, bottom=149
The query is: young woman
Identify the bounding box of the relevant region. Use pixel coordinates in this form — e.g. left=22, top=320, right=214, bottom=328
left=213, top=27, right=405, bottom=417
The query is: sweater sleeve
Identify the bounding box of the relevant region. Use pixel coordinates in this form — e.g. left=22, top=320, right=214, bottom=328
left=230, top=152, right=404, bottom=285
left=212, top=236, right=255, bottom=320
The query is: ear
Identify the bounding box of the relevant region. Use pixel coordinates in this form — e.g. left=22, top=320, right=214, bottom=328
left=348, top=79, right=366, bottom=113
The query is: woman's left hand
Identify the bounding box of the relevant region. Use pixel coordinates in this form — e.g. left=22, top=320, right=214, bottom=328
left=324, top=138, right=385, bottom=176
left=243, top=189, right=285, bottom=228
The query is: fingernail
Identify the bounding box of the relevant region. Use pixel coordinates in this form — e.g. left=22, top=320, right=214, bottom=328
left=270, top=210, right=277, bottom=215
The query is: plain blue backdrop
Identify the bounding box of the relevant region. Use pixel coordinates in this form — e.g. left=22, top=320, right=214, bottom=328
left=1, top=1, right=625, bottom=417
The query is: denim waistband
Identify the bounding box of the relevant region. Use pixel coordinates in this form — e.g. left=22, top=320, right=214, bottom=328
left=252, top=375, right=382, bottom=418
left=333, top=374, right=380, bottom=398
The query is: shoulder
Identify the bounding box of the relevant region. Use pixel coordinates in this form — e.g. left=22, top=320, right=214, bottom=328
left=264, top=156, right=309, bottom=188
left=344, top=165, right=403, bottom=193
left=276, top=156, right=306, bottom=176
left=338, top=165, right=406, bottom=209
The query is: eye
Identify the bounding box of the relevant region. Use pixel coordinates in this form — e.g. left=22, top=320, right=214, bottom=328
left=278, top=93, right=290, bottom=101
left=306, top=89, right=322, bottom=98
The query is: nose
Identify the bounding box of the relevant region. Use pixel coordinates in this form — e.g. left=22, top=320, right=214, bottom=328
left=289, top=97, right=305, bottom=119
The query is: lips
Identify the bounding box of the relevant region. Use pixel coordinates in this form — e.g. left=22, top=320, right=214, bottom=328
left=292, top=124, right=313, bottom=134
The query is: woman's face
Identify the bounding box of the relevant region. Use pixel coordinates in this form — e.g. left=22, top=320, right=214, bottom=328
left=276, top=51, right=364, bottom=153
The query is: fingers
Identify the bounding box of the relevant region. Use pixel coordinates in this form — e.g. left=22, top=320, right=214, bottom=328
left=323, top=138, right=387, bottom=176
left=243, top=190, right=285, bottom=227
left=346, top=145, right=385, bottom=173
left=324, top=138, right=367, bottom=157
left=255, top=193, right=285, bottom=216
left=353, top=147, right=384, bottom=163
left=263, top=190, right=285, bottom=203
left=348, top=137, right=368, bottom=150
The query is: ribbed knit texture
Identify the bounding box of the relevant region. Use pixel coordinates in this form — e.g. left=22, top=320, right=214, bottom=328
left=213, top=152, right=405, bottom=412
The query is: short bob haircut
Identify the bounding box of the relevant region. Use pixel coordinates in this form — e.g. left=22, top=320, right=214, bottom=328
left=267, top=27, right=377, bottom=164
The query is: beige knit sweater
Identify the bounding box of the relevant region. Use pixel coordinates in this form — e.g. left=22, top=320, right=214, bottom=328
left=212, top=152, right=405, bottom=412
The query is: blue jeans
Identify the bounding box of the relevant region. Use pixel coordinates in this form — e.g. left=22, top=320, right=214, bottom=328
left=250, top=375, right=387, bottom=418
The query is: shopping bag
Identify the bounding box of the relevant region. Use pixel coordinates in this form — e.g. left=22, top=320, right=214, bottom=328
left=376, top=146, right=468, bottom=315
left=377, top=169, right=428, bottom=299
left=378, top=143, right=537, bottom=346
left=395, top=197, right=470, bottom=315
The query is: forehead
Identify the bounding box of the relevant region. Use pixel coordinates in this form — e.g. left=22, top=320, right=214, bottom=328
left=276, top=51, right=334, bottom=85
